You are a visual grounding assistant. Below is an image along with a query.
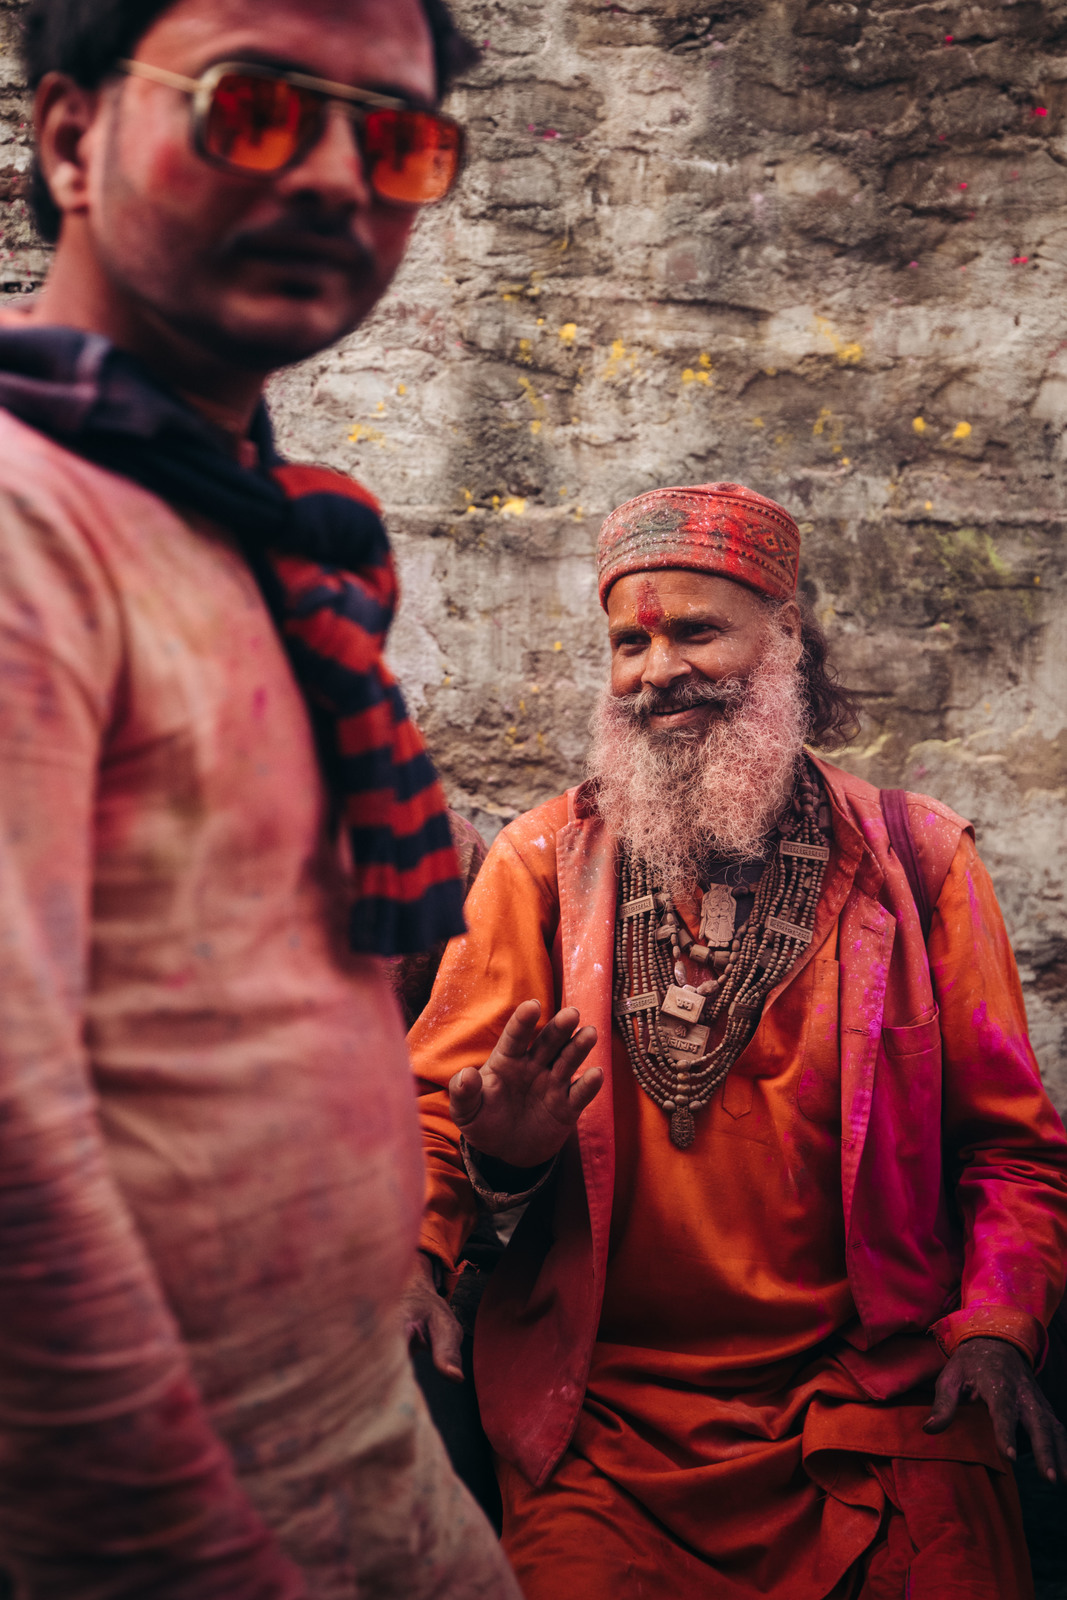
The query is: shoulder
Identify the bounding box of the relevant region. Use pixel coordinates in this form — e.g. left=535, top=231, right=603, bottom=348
left=813, top=754, right=974, bottom=896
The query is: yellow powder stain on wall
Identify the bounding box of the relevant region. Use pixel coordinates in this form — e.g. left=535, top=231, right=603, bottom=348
left=953, top=420, right=972, bottom=440
left=517, top=338, right=533, bottom=365
left=347, top=423, right=387, bottom=445
left=602, top=339, right=639, bottom=381
left=530, top=420, right=542, bottom=436
left=500, top=497, right=527, bottom=517
left=396, top=383, right=407, bottom=396
left=699, top=351, right=712, bottom=368
left=681, top=368, right=711, bottom=386
left=912, top=417, right=926, bottom=434
left=811, top=314, right=863, bottom=365
left=553, top=640, right=563, bottom=651
left=558, top=323, right=578, bottom=344
left=812, top=407, right=833, bottom=437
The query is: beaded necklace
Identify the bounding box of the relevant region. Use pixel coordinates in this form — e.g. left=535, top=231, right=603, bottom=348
left=613, top=761, right=832, bottom=1149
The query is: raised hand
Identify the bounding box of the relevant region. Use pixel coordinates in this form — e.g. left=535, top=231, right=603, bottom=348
left=448, top=999, right=601, bottom=1170
left=923, top=1335, right=1067, bottom=1484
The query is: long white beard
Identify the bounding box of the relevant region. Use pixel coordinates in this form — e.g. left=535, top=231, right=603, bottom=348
left=587, top=629, right=807, bottom=890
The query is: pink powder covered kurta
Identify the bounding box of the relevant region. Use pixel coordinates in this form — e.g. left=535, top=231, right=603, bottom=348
left=0, top=408, right=517, bottom=1600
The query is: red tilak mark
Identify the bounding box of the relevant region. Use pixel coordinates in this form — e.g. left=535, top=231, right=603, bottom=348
left=944, top=34, right=953, bottom=44
left=636, top=582, right=664, bottom=632
left=958, top=181, right=968, bottom=190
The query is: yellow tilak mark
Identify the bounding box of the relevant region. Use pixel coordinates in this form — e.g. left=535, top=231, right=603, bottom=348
left=953, top=420, right=972, bottom=440
left=558, top=322, right=577, bottom=344
left=912, top=417, right=926, bottom=434
left=500, top=497, right=527, bottom=517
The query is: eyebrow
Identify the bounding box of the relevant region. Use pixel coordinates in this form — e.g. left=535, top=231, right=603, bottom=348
left=608, top=611, right=731, bottom=641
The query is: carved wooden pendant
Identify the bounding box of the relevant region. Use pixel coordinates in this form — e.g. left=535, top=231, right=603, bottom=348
left=661, top=983, right=705, bottom=1023
left=670, top=1107, right=696, bottom=1148
left=660, top=1016, right=710, bottom=1064
left=699, top=884, right=736, bottom=948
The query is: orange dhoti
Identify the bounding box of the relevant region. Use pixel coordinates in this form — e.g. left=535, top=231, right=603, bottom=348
left=496, top=1010, right=1030, bottom=1600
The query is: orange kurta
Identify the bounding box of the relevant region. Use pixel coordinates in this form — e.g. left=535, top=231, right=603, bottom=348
left=411, top=781, right=1066, bottom=1598
left=498, top=898, right=1023, bottom=1599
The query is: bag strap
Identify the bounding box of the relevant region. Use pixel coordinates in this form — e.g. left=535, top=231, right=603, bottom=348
left=880, top=789, right=935, bottom=941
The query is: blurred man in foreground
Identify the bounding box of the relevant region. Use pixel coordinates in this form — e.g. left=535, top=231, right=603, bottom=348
left=0, top=0, right=520, bottom=1595
left=408, top=483, right=1067, bottom=1599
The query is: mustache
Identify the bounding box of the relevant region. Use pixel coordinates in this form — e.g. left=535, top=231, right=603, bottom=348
left=612, top=675, right=748, bottom=722
left=226, top=215, right=377, bottom=274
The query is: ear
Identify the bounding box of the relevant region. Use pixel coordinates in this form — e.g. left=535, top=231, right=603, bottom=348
left=773, top=599, right=804, bottom=668
left=33, top=73, right=101, bottom=226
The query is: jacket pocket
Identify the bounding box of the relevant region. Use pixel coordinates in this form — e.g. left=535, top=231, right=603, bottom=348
left=882, top=1005, right=941, bottom=1060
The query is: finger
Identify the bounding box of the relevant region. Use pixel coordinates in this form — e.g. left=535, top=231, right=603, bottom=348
left=923, top=1366, right=964, bottom=1434
left=426, top=1299, right=465, bottom=1383
left=566, top=1062, right=604, bottom=1116
left=984, top=1384, right=1018, bottom=1462
left=548, top=1024, right=599, bottom=1083
left=492, top=999, right=544, bottom=1061
left=448, top=1066, right=483, bottom=1128
left=1019, top=1388, right=1066, bottom=1483
left=528, top=1007, right=583, bottom=1071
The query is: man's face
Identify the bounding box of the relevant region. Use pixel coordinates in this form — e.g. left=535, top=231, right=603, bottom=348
left=77, top=0, right=436, bottom=370
left=607, top=569, right=793, bottom=737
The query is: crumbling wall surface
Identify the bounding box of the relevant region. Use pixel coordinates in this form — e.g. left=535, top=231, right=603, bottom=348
left=270, top=1, right=1067, bottom=1106
left=0, top=0, right=1063, bottom=1104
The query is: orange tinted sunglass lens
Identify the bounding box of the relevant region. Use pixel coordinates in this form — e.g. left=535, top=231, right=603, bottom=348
left=205, top=74, right=319, bottom=172
left=363, top=110, right=461, bottom=204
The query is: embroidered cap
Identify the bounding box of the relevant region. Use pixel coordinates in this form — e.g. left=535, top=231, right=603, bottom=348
left=597, top=482, right=801, bottom=608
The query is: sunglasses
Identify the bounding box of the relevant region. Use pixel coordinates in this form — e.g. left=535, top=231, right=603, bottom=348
left=118, top=59, right=464, bottom=206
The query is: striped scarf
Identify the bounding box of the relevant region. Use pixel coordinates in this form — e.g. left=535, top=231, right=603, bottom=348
left=0, top=325, right=464, bottom=956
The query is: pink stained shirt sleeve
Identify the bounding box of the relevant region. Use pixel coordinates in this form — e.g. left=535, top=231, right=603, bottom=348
left=0, top=491, right=305, bottom=1597
left=928, top=833, right=1067, bottom=1366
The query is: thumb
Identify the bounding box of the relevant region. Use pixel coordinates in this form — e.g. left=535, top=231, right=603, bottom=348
left=924, top=1363, right=964, bottom=1434
left=448, top=1066, right=483, bottom=1127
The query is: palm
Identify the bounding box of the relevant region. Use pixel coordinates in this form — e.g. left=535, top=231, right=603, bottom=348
left=449, top=1000, right=601, bottom=1169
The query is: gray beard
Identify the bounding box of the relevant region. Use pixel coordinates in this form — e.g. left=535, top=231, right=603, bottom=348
left=586, top=630, right=808, bottom=891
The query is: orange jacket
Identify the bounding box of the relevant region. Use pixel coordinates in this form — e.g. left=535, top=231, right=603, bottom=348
left=412, top=759, right=1067, bottom=1485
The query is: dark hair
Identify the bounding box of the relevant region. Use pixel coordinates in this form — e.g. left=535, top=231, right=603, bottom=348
left=790, top=600, right=862, bottom=751
left=23, top=0, right=479, bottom=241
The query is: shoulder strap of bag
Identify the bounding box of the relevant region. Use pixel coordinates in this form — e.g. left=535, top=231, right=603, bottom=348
left=879, top=788, right=936, bottom=941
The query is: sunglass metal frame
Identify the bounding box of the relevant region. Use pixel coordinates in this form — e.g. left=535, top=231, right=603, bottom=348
left=118, top=58, right=464, bottom=204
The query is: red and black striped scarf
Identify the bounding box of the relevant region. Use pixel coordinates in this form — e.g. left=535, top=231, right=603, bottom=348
left=0, top=325, right=464, bottom=956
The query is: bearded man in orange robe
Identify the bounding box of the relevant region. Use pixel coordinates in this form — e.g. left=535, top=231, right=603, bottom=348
left=404, top=482, right=1067, bottom=1600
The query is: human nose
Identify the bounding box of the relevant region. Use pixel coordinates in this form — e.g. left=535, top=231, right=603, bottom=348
left=275, top=103, right=374, bottom=209
left=641, top=634, right=691, bottom=689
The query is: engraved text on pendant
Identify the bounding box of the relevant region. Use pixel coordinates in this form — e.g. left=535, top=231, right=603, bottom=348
left=661, top=984, right=705, bottom=1023
left=660, top=1017, right=710, bottom=1062
left=699, top=884, right=736, bottom=948
left=670, top=1108, right=696, bottom=1148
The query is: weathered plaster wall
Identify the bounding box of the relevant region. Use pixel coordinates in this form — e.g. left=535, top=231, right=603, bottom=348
left=1, top=1, right=1065, bottom=1107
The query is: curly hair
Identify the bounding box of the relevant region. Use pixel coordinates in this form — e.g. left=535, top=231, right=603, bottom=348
left=790, top=600, right=862, bottom=751
left=23, top=0, right=479, bottom=242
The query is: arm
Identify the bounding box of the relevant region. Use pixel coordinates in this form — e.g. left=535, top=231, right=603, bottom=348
left=406, top=816, right=599, bottom=1376
left=0, top=492, right=303, bottom=1597
left=923, top=833, right=1067, bottom=1480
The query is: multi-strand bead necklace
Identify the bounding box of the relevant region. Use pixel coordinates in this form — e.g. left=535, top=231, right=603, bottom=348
left=613, top=762, right=832, bottom=1149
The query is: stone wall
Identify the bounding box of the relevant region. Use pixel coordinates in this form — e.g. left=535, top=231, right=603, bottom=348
left=1, top=0, right=1065, bottom=1107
